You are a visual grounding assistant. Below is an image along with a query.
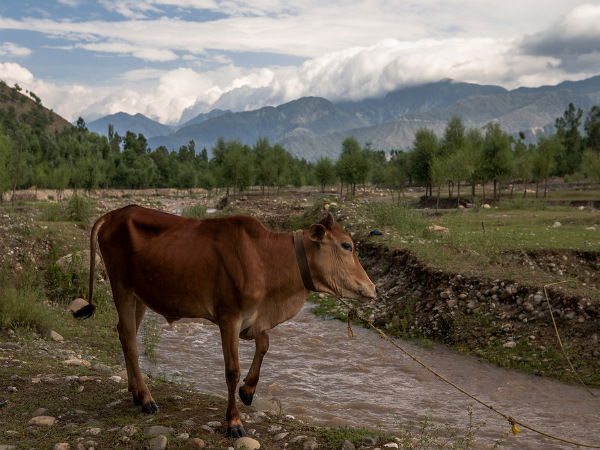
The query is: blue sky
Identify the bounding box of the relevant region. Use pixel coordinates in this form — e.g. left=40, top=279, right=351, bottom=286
left=1, top=1, right=600, bottom=124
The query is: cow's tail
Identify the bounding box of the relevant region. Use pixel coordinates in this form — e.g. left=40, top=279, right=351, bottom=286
left=73, top=215, right=107, bottom=319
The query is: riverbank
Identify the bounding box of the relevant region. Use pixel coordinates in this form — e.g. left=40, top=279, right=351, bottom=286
left=1, top=187, right=598, bottom=449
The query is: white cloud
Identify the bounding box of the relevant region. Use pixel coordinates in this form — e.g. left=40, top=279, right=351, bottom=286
left=0, top=42, right=32, bottom=57
left=0, top=62, right=34, bottom=84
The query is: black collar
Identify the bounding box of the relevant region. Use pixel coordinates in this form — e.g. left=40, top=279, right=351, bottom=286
left=293, top=230, right=315, bottom=292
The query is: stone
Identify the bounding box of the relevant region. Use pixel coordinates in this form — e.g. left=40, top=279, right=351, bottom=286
left=303, top=438, right=319, bottom=450
left=119, top=425, right=138, bottom=437
left=56, top=250, right=101, bottom=274
left=91, top=363, right=113, bottom=375
left=53, top=444, right=70, bottom=450
left=31, top=407, right=48, bottom=417
left=503, top=341, right=517, bottom=349
left=86, top=427, right=101, bottom=435
left=446, top=299, right=457, bottom=308
left=66, top=298, right=89, bottom=314
left=234, top=437, right=261, bottom=450
left=424, top=225, right=450, bottom=236
left=0, top=446, right=17, bottom=450
left=482, top=204, right=491, bottom=209
left=362, top=436, right=378, bottom=446
left=63, top=358, right=91, bottom=367
left=184, top=438, right=206, bottom=450
left=252, top=397, right=283, bottom=415
left=340, top=439, right=355, bottom=450
left=48, top=330, right=64, bottom=341
left=144, top=426, right=174, bottom=437
left=109, top=375, right=122, bottom=383
left=289, top=436, right=308, bottom=444
left=206, top=421, right=222, bottom=428
left=147, top=435, right=168, bottom=450
left=383, top=443, right=399, bottom=449
left=273, top=432, right=289, bottom=441
left=28, top=415, right=57, bottom=426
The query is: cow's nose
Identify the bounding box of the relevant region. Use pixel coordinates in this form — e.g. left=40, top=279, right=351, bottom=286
left=375, top=286, right=379, bottom=295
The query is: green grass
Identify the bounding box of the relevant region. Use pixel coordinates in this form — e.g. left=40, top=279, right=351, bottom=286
left=181, top=203, right=208, bottom=218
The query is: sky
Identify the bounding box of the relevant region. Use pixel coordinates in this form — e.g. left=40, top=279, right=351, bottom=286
left=1, top=1, right=600, bottom=125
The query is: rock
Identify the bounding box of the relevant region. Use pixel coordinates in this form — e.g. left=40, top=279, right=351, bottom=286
left=109, top=375, right=122, bottom=383
left=446, top=299, right=457, bottom=308
left=91, top=363, right=113, bottom=375
left=273, top=432, right=289, bottom=441
left=206, top=421, right=222, bottom=428
left=28, top=415, right=57, bottom=426
left=0, top=445, right=17, bottom=450
left=252, top=397, right=283, bottom=415
left=184, top=438, right=206, bottom=449
left=482, top=204, right=491, bottom=209
left=552, top=221, right=562, bottom=228
left=53, top=444, right=70, bottom=450
left=267, top=425, right=282, bottom=434
left=234, top=437, right=261, bottom=450
left=0, top=342, right=19, bottom=349
left=32, top=407, right=48, bottom=417
left=503, top=341, right=517, bottom=349
left=56, top=250, right=101, bottom=274
left=62, top=358, right=91, bottom=367
left=48, top=330, right=64, bottom=341
left=303, top=437, right=319, bottom=450
left=340, top=439, right=355, bottom=450
left=86, top=427, right=101, bottom=435
left=119, top=425, right=138, bottom=437
left=362, top=436, right=378, bottom=445
left=144, top=425, right=174, bottom=437
left=66, top=298, right=89, bottom=314
left=424, top=225, right=450, bottom=236
left=383, top=443, right=399, bottom=449
left=289, top=436, right=308, bottom=444
left=147, top=435, right=168, bottom=450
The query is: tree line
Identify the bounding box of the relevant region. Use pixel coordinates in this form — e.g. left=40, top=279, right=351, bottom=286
left=1, top=95, right=600, bottom=205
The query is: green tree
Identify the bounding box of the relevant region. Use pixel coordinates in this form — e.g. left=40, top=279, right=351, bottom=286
left=580, top=149, right=600, bottom=183
left=482, top=122, right=513, bottom=200
left=314, top=156, right=336, bottom=193
left=555, top=103, right=583, bottom=175
left=532, top=134, right=562, bottom=197
left=584, top=105, right=600, bottom=154
left=409, top=127, right=439, bottom=196
left=336, top=136, right=364, bottom=196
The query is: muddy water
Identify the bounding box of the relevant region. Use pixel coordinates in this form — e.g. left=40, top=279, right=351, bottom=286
left=141, top=305, right=600, bottom=450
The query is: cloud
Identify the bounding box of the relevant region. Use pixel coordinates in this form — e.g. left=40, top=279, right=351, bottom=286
left=0, top=62, right=35, bottom=84
left=520, top=3, right=600, bottom=68
left=0, top=42, right=32, bottom=57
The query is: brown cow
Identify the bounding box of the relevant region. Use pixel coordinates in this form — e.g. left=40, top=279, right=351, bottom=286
left=74, top=205, right=376, bottom=438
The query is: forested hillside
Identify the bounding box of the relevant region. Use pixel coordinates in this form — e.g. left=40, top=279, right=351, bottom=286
left=1, top=80, right=599, bottom=207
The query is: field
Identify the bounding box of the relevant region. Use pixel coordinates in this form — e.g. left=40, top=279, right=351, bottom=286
left=0, top=181, right=598, bottom=449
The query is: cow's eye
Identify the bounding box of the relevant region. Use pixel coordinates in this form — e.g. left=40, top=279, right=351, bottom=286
left=341, top=242, right=352, bottom=251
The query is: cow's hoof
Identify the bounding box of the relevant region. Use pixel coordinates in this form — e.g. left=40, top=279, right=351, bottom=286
left=141, top=401, right=159, bottom=414
left=133, top=398, right=142, bottom=406
left=227, top=424, right=247, bottom=438
left=238, top=386, right=254, bottom=406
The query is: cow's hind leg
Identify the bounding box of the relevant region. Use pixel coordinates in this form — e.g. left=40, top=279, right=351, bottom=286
left=115, top=288, right=157, bottom=413
left=239, top=331, right=269, bottom=406
left=219, top=318, right=246, bottom=438
left=129, top=298, right=148, bottom=406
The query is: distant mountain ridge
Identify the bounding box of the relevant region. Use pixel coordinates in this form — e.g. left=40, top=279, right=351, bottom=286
left=87, top=112, right=175, bottom=139
left=85, top=75, right=600, bottom=161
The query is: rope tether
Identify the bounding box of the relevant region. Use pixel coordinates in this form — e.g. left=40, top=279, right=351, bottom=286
left=336, top=297, right=600, bottom=449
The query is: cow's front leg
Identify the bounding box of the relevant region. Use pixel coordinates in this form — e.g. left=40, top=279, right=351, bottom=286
left=220, top=319, right=246, bottom=438
left=239, top=331, right=269, bottom=406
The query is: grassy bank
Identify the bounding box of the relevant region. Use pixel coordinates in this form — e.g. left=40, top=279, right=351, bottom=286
left=0, top=198, right=514, bottom=449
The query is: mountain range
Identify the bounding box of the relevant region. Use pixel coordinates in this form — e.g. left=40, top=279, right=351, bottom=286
left=85, top=76, right=600, bottom=161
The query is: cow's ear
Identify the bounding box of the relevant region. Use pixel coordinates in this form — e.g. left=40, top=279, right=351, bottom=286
left=309, top=224, right=327, bottom=242
left=319, top=212, right=335, bottom=229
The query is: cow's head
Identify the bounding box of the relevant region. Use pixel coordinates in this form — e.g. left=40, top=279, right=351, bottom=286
left=306, top=212, right=377, bottom=303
